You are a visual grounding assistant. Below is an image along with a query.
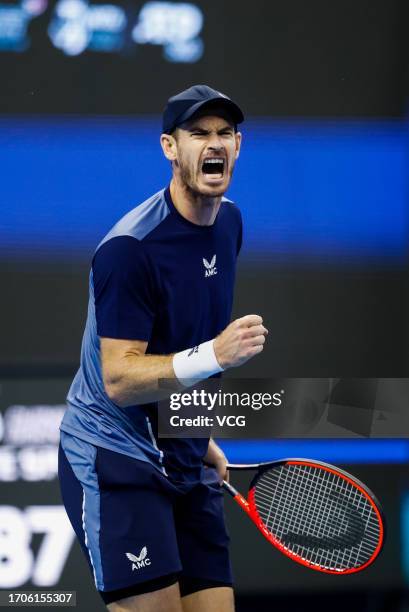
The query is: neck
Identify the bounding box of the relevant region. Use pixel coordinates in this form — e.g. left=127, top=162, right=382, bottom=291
left=169, top=177, right=222, bottom=226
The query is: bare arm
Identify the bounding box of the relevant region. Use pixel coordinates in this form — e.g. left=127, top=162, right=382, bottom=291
left=101, top=314, right=268, bottom=407
left=100, top=337, right=180, bottom=407
left=203, top=438, right=229, bottom=482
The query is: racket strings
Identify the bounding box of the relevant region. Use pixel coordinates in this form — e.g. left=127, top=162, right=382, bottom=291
left=256, top=466, right=378, bottom=567
left=256, top=471, right=370, bottom=569
left=253, top=464, right=381, bottom=571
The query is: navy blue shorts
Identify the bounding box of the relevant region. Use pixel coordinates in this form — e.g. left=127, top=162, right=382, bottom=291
left=58, top=433, right=232, bottom=603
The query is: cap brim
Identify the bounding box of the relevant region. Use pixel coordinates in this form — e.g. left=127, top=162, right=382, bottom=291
left=175, top=96, right=244, bottom=130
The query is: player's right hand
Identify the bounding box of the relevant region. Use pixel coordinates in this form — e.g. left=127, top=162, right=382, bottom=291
left=213, top=314, right=268, bottom=369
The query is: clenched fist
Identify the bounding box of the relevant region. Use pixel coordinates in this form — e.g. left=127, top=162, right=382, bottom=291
left=213, top=314, right=268, bottom=369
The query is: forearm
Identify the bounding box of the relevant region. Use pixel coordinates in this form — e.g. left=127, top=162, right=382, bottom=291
left=204, top=438, right=228, bottom=481
left=101, top=314, right=268, bottom=408
left=102, top=336, right=225, bottom=407
left=204, top=438, right=222, bottom=463
left=103, top=351, right=180, bottom=407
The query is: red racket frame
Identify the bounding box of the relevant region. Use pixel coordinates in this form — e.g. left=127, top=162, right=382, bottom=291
left=223, top=459, right=385, bottom=575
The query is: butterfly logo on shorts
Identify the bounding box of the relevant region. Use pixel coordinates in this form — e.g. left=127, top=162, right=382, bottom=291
left=126, top=547, right=151, bottom=570
left=203, top=255, right=217, bottom=277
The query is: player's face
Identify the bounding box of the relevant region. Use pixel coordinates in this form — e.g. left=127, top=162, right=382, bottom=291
left=173, top=115, right=241, bottom=197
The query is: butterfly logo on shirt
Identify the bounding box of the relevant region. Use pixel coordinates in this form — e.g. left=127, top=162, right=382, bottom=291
left=203, top=255, right=217, bottom=277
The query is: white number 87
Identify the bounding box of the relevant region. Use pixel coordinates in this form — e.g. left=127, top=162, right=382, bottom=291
left=0, top=506, right=75, bottom=588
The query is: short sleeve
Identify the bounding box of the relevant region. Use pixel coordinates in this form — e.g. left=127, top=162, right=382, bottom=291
left=92, top=236, right=156, bottom=340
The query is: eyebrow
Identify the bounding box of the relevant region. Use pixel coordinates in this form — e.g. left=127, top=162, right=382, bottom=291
left=187, top=125, right=234, bottom=134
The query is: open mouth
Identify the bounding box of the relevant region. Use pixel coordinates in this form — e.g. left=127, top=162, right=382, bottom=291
left=201, top=158, right=225, bottom=179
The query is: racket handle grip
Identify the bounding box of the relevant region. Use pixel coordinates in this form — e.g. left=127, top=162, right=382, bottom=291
left=223, top=480, right=251, bottom=514
left=222, top=480, right=240, bottom=497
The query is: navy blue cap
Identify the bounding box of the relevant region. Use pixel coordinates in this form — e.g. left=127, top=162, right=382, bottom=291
left=162, top=84, right=244, bottom=134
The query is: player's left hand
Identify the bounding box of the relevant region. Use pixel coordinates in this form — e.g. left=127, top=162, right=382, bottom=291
left=203, top=438, right=229, bottom=483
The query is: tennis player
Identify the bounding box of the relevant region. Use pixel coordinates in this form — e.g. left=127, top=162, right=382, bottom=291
left=58, top=84, right=268, bottom=612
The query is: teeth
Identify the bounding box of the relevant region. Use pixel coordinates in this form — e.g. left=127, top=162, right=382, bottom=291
left=204, top=159, right=223, bottom=164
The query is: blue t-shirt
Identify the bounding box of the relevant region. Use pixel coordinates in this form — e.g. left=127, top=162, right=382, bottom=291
left=60, top=186, right=242, bottom=484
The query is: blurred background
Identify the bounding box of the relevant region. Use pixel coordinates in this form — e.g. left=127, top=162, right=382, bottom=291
left=1, top=0, right=409, bottom=609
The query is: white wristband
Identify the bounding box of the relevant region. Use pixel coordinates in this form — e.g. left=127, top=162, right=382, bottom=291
left=172, top=339, right=224, bottom=387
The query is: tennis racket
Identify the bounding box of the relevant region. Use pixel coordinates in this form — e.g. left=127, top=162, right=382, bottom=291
left=223, top=459, right=385, bottom=574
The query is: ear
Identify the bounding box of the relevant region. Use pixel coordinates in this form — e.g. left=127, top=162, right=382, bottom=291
left=160, top=133, right=178, bottom=162
left=234, top=131, right=242, bottom=160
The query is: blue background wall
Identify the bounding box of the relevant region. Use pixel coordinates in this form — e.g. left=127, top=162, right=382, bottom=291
left=1, top=117, right=407, bottom=263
